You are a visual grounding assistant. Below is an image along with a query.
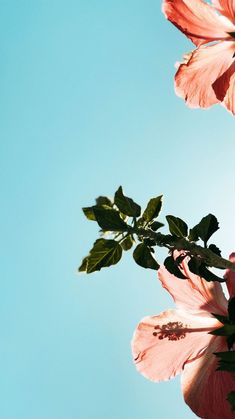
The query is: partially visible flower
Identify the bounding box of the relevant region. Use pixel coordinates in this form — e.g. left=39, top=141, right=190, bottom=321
left=162, top=0, right=235, bottom=114
left=132, top=257, right=235, bottom=419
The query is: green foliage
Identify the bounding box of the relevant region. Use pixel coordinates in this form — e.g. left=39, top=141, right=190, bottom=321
left=121, top=235, right=134, bottom=251
left=142, top=196, right=163, bottom=223
left=79, top=186, right=235, bottom=277
left=93, top=207, right=129, bottom=232
left=198, top=264, right=224, bottom=282
left=212, top=313, right=229, bottom=324
left=114, top=186, right=141, bottom=217
left=227, top=392, right=235, bottom=412
left=211, top=298, right=235, bottom=348
left=166, top=215, right=188, bottom=238
left=95, top=196, right=113, bottom=207
left=208, top=244, right=221, bottom=256
left=78, top=239, right=122, bottom=274
left=188, top=226, right=199, bottom=242
left=149, top=221, right=164, bottom=231
left=210, top=324, right=235, bottom=336
left=164, top=256, right=187, bottom=279
left=191, top=214, right=219, bottom=246
left=228, top=297, right=235, bottom=324
left=214, top=351, right=235, bottom=373
left=133, top=243, right=159, bottom=270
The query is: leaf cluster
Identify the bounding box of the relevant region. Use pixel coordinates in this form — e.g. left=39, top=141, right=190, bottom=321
left=79, top=186, right=234, bottom=279
left=79, top=186, right=162, bottom=273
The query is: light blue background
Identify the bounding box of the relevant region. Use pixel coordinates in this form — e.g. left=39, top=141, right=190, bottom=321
left=1, top=1, right=235, bottom=418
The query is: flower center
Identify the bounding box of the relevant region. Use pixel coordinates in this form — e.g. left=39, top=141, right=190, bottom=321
left=152, top=321, right=187, bottom=341
left=152, top=322, right=216, bottom=341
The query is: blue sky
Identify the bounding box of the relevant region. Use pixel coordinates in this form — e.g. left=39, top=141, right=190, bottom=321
left=1, top=1, right=235, bottom=418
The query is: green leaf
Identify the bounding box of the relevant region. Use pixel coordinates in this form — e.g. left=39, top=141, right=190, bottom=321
left=121, top=235, right=134, bottom=251
left=78, top=257, right=88, bottom=272
left=210, top=324, right=235, bottom=336
left=214, top=351, right=235, bottom=373
left=133, top=243, right=159, bottom=270
left=114, top=186, right=141, bottom=217
left=188, top=258, right=200, bottom=275
left=95, top=196, right=113, bottom=207
left=198, top=264, right=224, bottom=283
left=82, top=239, right=122, bottom=274
left=142, top=196, right=163, bottom=223
left=227, top=391, right=235, bottom=412
left=164, top=256, right=187, bottom=279
left=212, top=313, right=229, bottom=324
left=208, top=244, right=222, bottom=256
left=166, top=215, right=188, bottom=238
left=188, top=226, right=199, bottom=242
left=93, top=207, right=129, bottom=232
left=82, top=203, right=113, bottom=221
left=227, top=334, right=235, bottom=350
left=228, top=297, right=235, bottom=324
left=195, top=214, right=219, bottom=245
left=82, top=207, right=97, bottom=221
left=149, top=221, right=164, bottom=231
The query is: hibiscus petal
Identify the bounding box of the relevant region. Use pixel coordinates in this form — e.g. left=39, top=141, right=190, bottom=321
left=219, top=62, right=235, bottom=115
left=182, top=337, right=235, bottom=419
left=175, top=41, right=235, bottom=109
left=162, top=0, right=235, bottom=47
left=158, top=264, right=227, bottom=315
left=213, top=0, right=235, bottom=24
left=224, top=269, right=235, bottom=297
left=212, top=60, right=235, bottom=104
left=132, top=309, right=219, bottom=382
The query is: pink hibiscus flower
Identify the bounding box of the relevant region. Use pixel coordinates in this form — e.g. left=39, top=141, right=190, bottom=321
left=162, top=0, right=235, bottom=114
left=132, top=258, right=235, bottom=419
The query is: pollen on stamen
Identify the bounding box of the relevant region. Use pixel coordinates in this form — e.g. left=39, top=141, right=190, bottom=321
left=152, top=321, right=187, bottom=341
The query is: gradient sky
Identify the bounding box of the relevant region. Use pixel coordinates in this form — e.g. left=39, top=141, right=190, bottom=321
left=1, top=1, right=235, bottom=418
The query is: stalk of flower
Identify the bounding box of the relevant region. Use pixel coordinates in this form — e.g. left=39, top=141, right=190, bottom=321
left=162, top=0, right=235, bottom=114
left=132, top=254, right=235, bottom=419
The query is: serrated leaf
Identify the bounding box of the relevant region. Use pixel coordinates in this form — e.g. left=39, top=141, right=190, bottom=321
left=95, top=196, right=113, bottom=207
left=84, top=239, right=122, bottom=274
left=114, top=186, right=141, bottom=217
left=227, top=391, right=235, bottom=412
left=164, top=256, right=187, bottom=279
left=228, top=297, right=235, bottom=324
left=166, top=215, right=188, bottom=238
left=149, top=221, right=164, bottom=231
left=121, top=235, right=134, bottom=251
left=78, top=257, right=88, bottom=272
left=93, top=207, right=129, bottom=232
left=133, top=243, right=159, bottom=270
left=142, top=196, right=163, bottom=223
left=195, top=214, right=219, bottom=245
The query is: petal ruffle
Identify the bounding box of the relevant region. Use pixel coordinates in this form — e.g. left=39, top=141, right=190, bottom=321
left=162, top=0, right=235, bottom=46
left=213, top=0, right=235, bottom=24
left=182, top=338, right=235, bottom=419
left=158, top=264, right=227, bottom=315
left=175, top=41, right=235, bottom=109
left=132, top=309, right=219, bottom=382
